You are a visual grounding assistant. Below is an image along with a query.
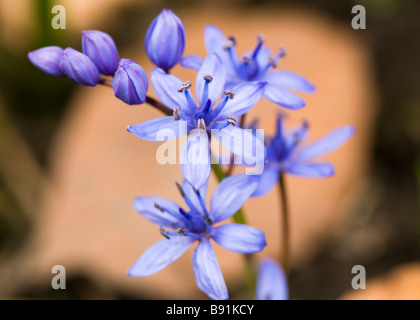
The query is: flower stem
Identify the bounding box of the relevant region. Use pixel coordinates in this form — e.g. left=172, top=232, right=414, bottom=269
left=145, top=96, right=173, bottom=116
left=212, top=163, right=256, bottom=298
left=278, top=172, right=290, bottom=276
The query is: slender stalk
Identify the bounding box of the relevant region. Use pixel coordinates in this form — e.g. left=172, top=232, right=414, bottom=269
left=225, top=113, right=248, bottom=177
left=212, top=163, right=256, bottom=298
left=278, top=172, right=290, bottom=276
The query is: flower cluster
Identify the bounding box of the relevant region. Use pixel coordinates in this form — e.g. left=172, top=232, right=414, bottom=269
left=29, top=8, right=354, bottom=300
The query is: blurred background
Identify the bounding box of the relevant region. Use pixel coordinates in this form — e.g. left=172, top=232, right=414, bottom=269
left=0, top=0, right=419, bottom=299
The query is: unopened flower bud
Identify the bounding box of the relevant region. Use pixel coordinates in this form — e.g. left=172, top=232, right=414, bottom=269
left=112, top=58, right=149, bottom=105
left=59, top=48, right=100, bottom=86
left=82, top=30, right=119, bottom=76
left=27, top=46, right=65, bottom=77
left=145, top=9, right=186, bottom=71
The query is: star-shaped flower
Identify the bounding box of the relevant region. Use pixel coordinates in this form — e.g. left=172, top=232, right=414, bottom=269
left=128, top=174, right=266, bottom=300
left=182, top=25, right=315, bottom=109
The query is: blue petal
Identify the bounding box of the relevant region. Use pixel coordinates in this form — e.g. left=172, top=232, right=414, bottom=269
left=59, top=48, right=100, bottom=86
left=127, top=236, right=195, bottom=277
left=213, top=126, right=266, bottom=167
left=212, top=223, right=266, bottom=254
left=28, top=46, right=65, bottom=77
left=195, top=53, right=225, bottom=109
left=181, top=130, right=211, bottom=190
left=263, top=83, right=306, bottom=109
left=256, top=258, right=288, bottom=300
left=193, top=238, right=228, bottom=300
left=82, top=30, right=119, bottom=76
left=210, top=174, right=259, bottom=223
left=263, top=70, right=315, bottom=93
left=252, top=166, right=279, bottom=197
left=145, top=9, right=185, bottom=70
left=180, top=55, right=203, bottom=71
left=204, top=25, right=227, bottom=54
left=127, top=117, right=187, bottom=141
left=133, top=196, right=183, bottom=228
left=294, top=126, right=355, bottom=162
left=112, top=59, right=149, bottom=105
left=214, top=81, right=267, bottom=121
left=182, top=179, right=209, bottom=214
left=285, top=162, right=335, bottom=177
left=151, top=68, right=191, bottom=114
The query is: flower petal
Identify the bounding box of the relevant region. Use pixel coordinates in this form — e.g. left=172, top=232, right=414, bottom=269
left=210, top=174, right=259, bottom=223
left=151, top=68, right=189, bottom=112
left=212, top=223, right=266, bottom=254
left=181, top=130, right=211, bottom=190
left=213, top=126, right=266, bottom=167
left=193, top=238, right=228, bottom=300
left=195, top=53, right=225, bottom=108
left=263, top=70, right=315, bottom=93
left=127, top=117, right=187, bottom=141
left=285, top=162, right=335, bottom=177
left=204, top=25, right=227, bottom=54
left=28, top=46, right=65, bottom=77
left=182, top=179, right=209, bottom=214
left=294, top=126, right=355, bottom=162
left=214, top=81, right=267, bottom=121
left=256, top=258, right=288, bottom=300
left=263, top=83, right=306, bottom=109
left=133, top=196, right=183, bottom=228
left=252, top=167, right=279, bottom=197
left=180, top=55, right=203, bottom=71
left=127, top=236, right=195, bottom=277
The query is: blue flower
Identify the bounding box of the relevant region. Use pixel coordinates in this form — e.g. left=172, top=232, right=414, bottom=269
left=127, top=174, right=267, bottom=300
left=252, top=115, right=355, bottom=196
left=112, top=59, right=149, bottom=105
left=59, top=47, right=100, bottom=86
left=256, top=257, right=288, bottom=300
left=181, top=25, right=315, bottom=109
left=127, top=53, right=267, bottom=190
left=82, top=30, right=119, bottom=76
left=28, top=46, right=65, bottom=77
left=145, top=9, right=186, bottom=71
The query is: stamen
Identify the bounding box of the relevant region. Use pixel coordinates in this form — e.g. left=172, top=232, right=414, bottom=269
left=278, top=46, right=286, bottom=58
left=203, top=74, right=213, bottom=82
left=154, top=203, right=164, bottom=212
left=173, top=107, right=181, bottom=121
left=177, top=81, right=192, bottom=92
left=227, top=116, right=237, bottom=126
left=243, top=56, right=251, bottom=65
left=251, top=34, right=265, bottom=59
left=223, top=36, right=236, bottom=50
left=268, top=56, right=277, bottom=69
left=175, top=228, right=187, bottom=236
left=160, top=227, right=170, bottom=239
left=175, top=182, right=185, bottom=197
left=193, top=188, right=213, bottom=225
left=179, top=207, right=191, bottom=220
left=224, top=89, right=235, bottom=99
left=197, top=118, right=206, bottom=133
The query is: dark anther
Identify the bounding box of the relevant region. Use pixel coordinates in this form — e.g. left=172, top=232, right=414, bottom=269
left=154, top=203, right=164, bottom=212
left=268, top=56, right=277, bottom=68
left=203, top=74, right=213, bottom=82
left=175, top=182, right=185, bottom=197
left=160, top=227, right=170, bottom=239
left=224, top=89, right=235, bottom=99
left=227, top=116, right=237, bottom=126
left=173, top=107, right=181, bottom=121
left=177, top=81, right=192, bottom=92
left=243, top=56, right=251, bottom=64
left=175, top=228, right=187, bottom=236
left=223, top=36, right=236, bottom=50
left=203, top=214, right=213, bottom=226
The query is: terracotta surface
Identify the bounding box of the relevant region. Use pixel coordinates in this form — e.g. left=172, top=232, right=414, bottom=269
left=0, top=5, right=377, bottom=299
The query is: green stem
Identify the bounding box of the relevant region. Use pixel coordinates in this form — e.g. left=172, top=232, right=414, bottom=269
left=278, top=172, right=290, bottom=277
left=212, top=163, right=256, bottom=298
